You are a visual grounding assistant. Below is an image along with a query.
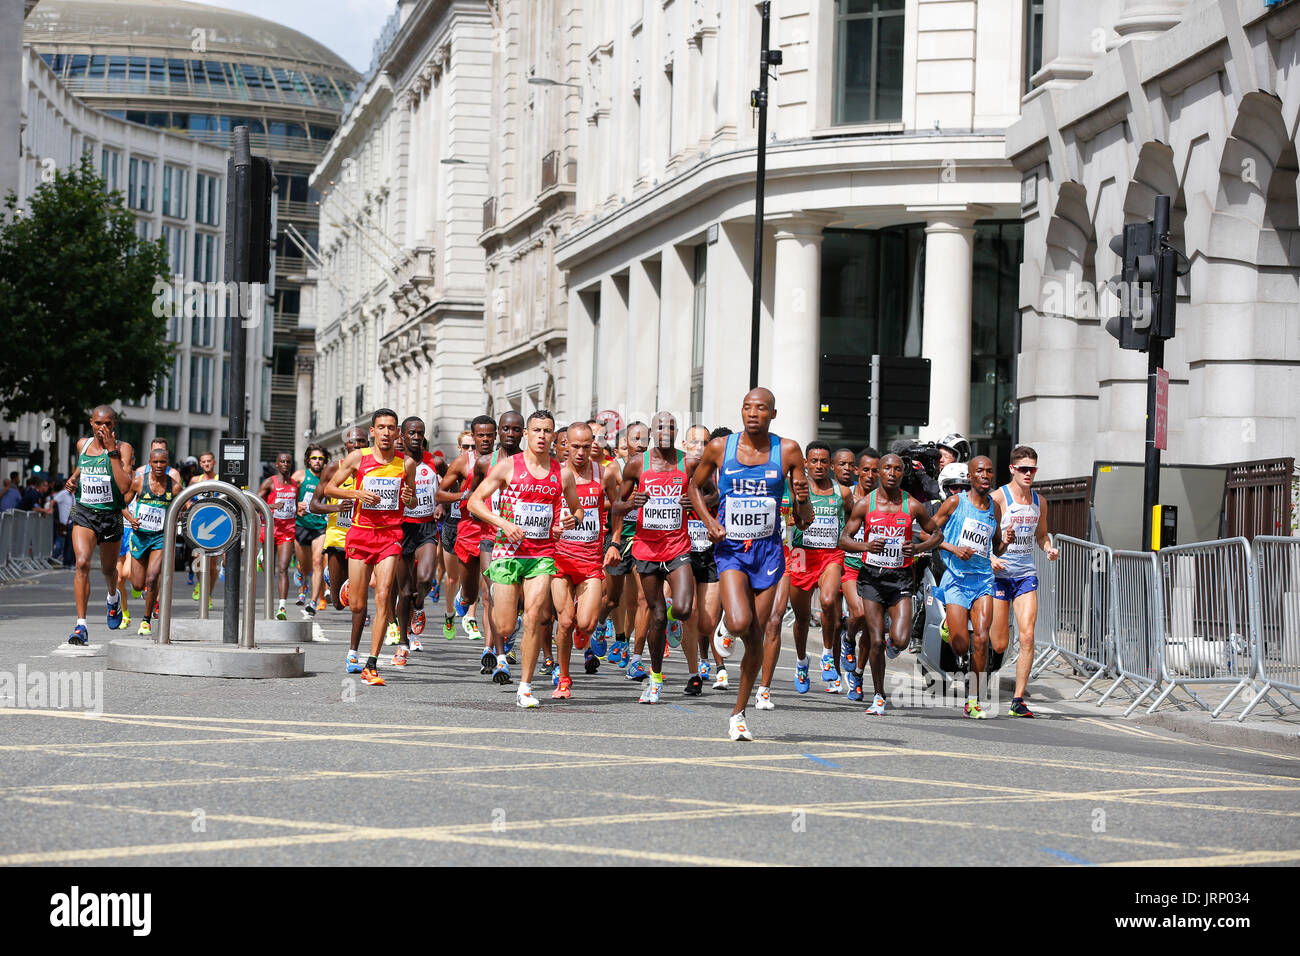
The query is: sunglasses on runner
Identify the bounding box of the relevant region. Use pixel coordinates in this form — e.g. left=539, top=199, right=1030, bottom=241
left=1013, top=465, right=1038, bottom=475
left=460, top=443, right=473, bottom=450
left=308, top=456, right=325, bottom=461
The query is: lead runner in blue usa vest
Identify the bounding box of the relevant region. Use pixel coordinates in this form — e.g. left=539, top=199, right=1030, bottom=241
left=688, top=388, right=813, bottom=742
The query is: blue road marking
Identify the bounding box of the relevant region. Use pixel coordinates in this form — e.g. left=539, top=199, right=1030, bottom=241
left=1041, top=848, right=1094, bottom=865
left=669, top=704, right=698, bottom=717
left=802, top=753, right=840, bottom=768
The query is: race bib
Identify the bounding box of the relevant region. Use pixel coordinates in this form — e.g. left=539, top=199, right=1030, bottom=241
left=1007, top=514, right=1037, bottom=554
left=406, top=479, right=435, bottom=519
left=274, top=492, right=296, bottom=520
left=957, top=516, right=992, bottom=557
left=362, top=474, right=401, bottom=511
left=864, top=531, right=904, bottom=569
left=137, top=504, right=166, bottom=533
left=561, top=507, right=601, bottom=543
left=336, top=503, right=352, bottom=528
left=688, top=518, right=711, bottom=553
left=640, top=496, right=682, bottom=532
left=515, top=501, right=554, bottom=540
left=724, top=497, right=776, bottom=541
left=801, top=516, right=839, bottom=550
left=450, top=499, right=462, bottom=520
left=80, top=473, right=112, bottom=506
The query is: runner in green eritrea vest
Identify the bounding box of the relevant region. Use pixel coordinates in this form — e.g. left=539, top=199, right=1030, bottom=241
left=790, top=486, right=846, bottom=550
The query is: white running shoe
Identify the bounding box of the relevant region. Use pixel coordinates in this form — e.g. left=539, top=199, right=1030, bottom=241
left=866, top=693, right=886, bottom=716
left=713, top=667, right=729, bottom=690
left=755, top=686, right=775, bottom=711
left=728, top=711, right=754, bottom=742
left=463, top=617, right=482, bottom=640
left=713, top=629, right=738, bottom=659
left=638, top=680, right=662, bottom=704
left=516, top=689, right=540, bottom=709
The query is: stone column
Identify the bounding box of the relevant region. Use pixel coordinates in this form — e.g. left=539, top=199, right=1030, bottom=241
left=917, top=207, right=982, bottom=442
left=769, top=213, right=835, bottom=447
left=656, top=243, right=695, bottom=421
left=1113, top=0, right=1192, bottom=43
left=626, top=258, right=661, bottom=421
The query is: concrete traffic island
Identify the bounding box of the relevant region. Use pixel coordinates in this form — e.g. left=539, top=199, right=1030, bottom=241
left=168, top=618, right=314, bottom=645
left=107, top=638, right=306, bottom=678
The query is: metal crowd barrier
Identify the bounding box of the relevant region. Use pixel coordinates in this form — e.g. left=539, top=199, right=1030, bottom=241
left=0, top=512, right=15, bottom=580
left=1004, top=538, right=1059, bottom=672
left=1029, top=535, right=1113, bottom=698
left=1238, top=536, right=1300, bottom=721
left=1148, top=537, right=1257, bottom=717
left=1100, top=550, right=1163, bottom=716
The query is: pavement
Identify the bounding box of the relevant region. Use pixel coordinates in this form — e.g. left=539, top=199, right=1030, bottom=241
left=2, top=564, right=1299, bottom=867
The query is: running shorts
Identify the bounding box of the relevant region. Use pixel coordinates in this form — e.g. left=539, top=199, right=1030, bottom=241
left=72, top=502, right=123, bottom=545
left=128, top=529, right=165, bottom=562
left=634, top=553, right=691, bottom=577
left=345, top=525, right=402, bottom=565
left=994, top=575, right=1038, bottom=602
left=440, top=516, right=461, bottom=552
left=324, top=545, right=346, bottom=560
left=942, top=577, right=994, bottom=610
left=857, top=567, right=913, bottom=607
left=295, top=525, right=324, bottom=547
left=487, top=556, right=557, bottom=586
left=690, top=548, right=718, bottom=584
left=606, top=537, right=636, bottom=577
left=555, top=551, right=605, bottom=584
left=401, top=520, right=440, bottom=558
left=272, top=518, right=295, bottom=547
left=788, top=546, right=844, bottom=592
left=714, top=536, right=785, bottom=592
left=454, top=518, right=484, bottom=564
left=842, top=564, right=859, bottom=586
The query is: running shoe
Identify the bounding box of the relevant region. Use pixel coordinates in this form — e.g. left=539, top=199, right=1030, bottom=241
left=940, top=619, right=951, bottom=644
left=728, top=711, right=754, bottom=742
left=492, top=660, right=512, bottom=685
left=820, top=651, right=839, bottom=683
left=626, top=659, right=649, bottom=681
left=713, top=667, right=729, bottom=690
left=755, top=686, right=775, bottom=711
left=608, top=640, right=627, bottom=668
left=698, top=659, right=711, bottom=682
left=339, top=580, right=350, bottom=607
left=106, top=594, right=123, bottom=630
left=552, top=666, right=561, bottom=688
left=684, top=674, right=703, bottom=696
left=1008, top=698, right=1034, bottom=718
left=479, top=649, right=496, bottom=674
left=794, top=660, right=810, bottom=694
left=453, top=589, right=470, bottom=617
left=443, top=615, right=456, bottom=641
left=464, top=617, right=482, bottom=640
left=885, top=638, right=901, bottom=661
left=296, top=588, right=307, bottom=607
left=840, top=631, right=856, bottom=673
left=429, top=580, right=441, bottom=603
left=410, top=635, right=423, bottom=652
left=638, top=680, right=662, bottom=704
left=516, top=687, right=539, bottom=708
left=552, top=675, right=573, bottom=700
left=845, top=669, right=864, bottom=702
left=392, top=646, right=409, bottom=667
left=866, top=693, right=887, bottom=716
left=131, top=587, right=142, bottom=600
left=825, top=678, right=842, bottom=694
left=68, top=624, right=89, bottom=646
left=301, top=606, right=315, bottom=621
left=713, top=629, right=737, bottom=660
left=275, top=606, right=287, bottom=621
left=318, top=595, right=328, bottom=611
left=573, top=628, right=590, bottom=651
left=617, top=643, right=631, bottom=668
left=665, top=601, right=682, bottom=648
left=583, top=648, right=600, bottom=674
left=361, top=666, right=385, bottom=686
left=138, top=620, right=152, bottom=637
left=120, top=607, right=131, bottom=629
left=588, top=629, right=606, bottom=660
left=187, top=571, right=195, bottom=587
left=385, top=621, right=400, bottom=645
left=538, top=657, right=555, bottom=679
left=192, top=584, right=201, bottom=601
left=411, top=609, right=426, bottom=635
left=346, top=650, right=362, bottom=673
left=964, top=699, right=989, bottom=719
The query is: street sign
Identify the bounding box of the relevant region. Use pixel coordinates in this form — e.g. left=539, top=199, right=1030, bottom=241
left=184, top=499, right=239, bottom=554
left=595, top=409, right=622, bottom=436
left=219, top=438, right=250, bottom=488
left=1154, top=367, right=1169, bottom=451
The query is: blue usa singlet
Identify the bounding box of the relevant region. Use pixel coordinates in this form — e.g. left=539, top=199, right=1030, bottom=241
left=714, top=432, right=786, bottom=590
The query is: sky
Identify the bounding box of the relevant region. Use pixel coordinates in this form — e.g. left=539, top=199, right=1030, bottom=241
left=190, top=0, right=395, bottom=73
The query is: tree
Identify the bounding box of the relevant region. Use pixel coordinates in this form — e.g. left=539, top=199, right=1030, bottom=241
left=0, top=155, right=173, bottom=470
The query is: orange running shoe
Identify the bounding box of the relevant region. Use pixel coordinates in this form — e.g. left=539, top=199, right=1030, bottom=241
left=392, top=646, right=409, bottom=667
left=551, top=675, right=572, bottom=699
left=573, top=628, right=589, bottom=650
left=339, top=580, right=350, bottom=606
left=317, top=597, right=327, bottom=611
left=411, top=609, right=426, bottom=635
left=361, top=666, right=385, bottom=685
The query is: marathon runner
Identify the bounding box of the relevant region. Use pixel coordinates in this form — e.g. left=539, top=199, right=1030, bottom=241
left=602, top=422, right=650, bottom=672
left=838, top=448, right=879, bottom=692
left=186, top=450, right=221, bottom=601
left=310, top=426, right=368, bottom=624
left=832, top=448, right=858, bottom=489
left=64, top=405, right=135, bottom=645
left=476, top=411, right=526, bottom=677
left=122, top=446, right=181, bottom=635
left=688, top=388, right=813, bottom=741
left=990, top=445, right=1059, bottom=718
left=932, top=455, right=1007, bottom=718
left=392, top=416, right=441, bottom=666
left=468, top=410, right=583, bottom=708
left=292, top=445, right=328, bottom=618
left=618, top=412, right=699, bottom=703
left=257, top=453, right=299, bottom=621
left=683, top=425, right=723, bottom=693
left=322, top=409, right=417, bottom=685
left=116, top=437, right=180, bottom=627
left=437, top=424, right=491, bottom=641
left=839, top=452, right=943, bottom=715
left=550, top=421, right=620, bottom=698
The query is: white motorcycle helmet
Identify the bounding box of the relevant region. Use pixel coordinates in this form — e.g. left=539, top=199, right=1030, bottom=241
left=938, top=462, right=970, bottom=498
left=938, top=433, right=971, bottom=463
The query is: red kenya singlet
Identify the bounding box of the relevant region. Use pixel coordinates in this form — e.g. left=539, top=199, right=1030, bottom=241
left=632, top=449, right=689, bottom=562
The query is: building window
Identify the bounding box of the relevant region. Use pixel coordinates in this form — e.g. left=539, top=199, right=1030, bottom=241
left=100, top=148, right=120, bottom=193
left=833, top=0, right=905, bottom=125
left=162, top=165, right=188, bottom=218
left=1024, top=0, right=1044, bottom=94
left=127, top=157, right=153, bottom=210
left=192, top=309, right=214, bottom=350
left=190, top=356, right=214, bottom=414
left=690, top=245, right=707, bottom=417
left=157, top=355, right=182, bottom=411
left=162, top=224, right=186, bottom=275
left=587, top=289, right=601, bottom=414
left=135, top=218, right=151, bottom=242
left=193, top=232, right=217, bottom=282
left=196, top=173, right=222, bottom=225
left=190, top=428, right=212, bottom=457
left=262, top=366, right=272, bottom=422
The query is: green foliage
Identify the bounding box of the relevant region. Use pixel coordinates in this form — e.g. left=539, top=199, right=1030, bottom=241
left=0, top=154, right=174, bottom=437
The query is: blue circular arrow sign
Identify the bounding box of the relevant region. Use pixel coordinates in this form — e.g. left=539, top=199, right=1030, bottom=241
left=184, top=499, right=239, bottom=554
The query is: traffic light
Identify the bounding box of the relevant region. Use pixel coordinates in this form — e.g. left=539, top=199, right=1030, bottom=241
left=28, top=449, right=44, bottom=471
left=1153, top=236, right=1191, bottom=340
left=1105, top=222, right=1156, bottom=351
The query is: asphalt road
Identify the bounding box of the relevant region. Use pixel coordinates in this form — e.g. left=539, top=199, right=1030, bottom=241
left=2, top=567, right=1298, bottom=867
